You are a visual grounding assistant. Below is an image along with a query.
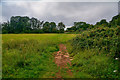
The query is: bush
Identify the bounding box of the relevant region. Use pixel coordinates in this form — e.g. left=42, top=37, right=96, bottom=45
left=71, top=26, right=120, bottom=58
left=67, top=26, right=120, bottom=78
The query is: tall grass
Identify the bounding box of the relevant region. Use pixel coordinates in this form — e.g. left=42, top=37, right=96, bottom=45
left=2, top=34, right=76, bottom=78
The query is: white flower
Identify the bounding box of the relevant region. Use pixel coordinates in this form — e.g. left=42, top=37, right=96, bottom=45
left=113, top=70, right=117, bottom=72
left=115, top=58, right=119, bottom=60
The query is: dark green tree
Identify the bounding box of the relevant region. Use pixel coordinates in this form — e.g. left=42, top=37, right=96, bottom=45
left=109, top=14, right=120, bottom=27
left=30, top=17, right=38, bottom=29
left=50, top=22, right=57, bottom=33
left=96, top=19, right=108, bottom=27
left=57, top=22, right=65, bottom=33
left=2, top=21, right=10, bottom=33
left=43, top=22, right=50, bottom=33
left=10, top=16, right=31, bottom=33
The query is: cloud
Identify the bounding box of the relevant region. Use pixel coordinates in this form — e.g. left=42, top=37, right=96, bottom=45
left=1, top=1, right=118, bottom=26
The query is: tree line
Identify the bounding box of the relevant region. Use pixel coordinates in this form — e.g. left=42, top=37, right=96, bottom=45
left=66, top=14, right=120, bottom=33
left=1, top=16, right=65, bottom=34
left=1, top=14, right=120, bottom=34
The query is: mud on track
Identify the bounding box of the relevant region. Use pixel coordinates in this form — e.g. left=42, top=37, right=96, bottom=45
left=54, top=44, right=73, bottom=78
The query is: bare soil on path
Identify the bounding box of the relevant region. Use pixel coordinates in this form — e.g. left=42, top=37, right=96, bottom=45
left=54, top=44, right=73, bottom=79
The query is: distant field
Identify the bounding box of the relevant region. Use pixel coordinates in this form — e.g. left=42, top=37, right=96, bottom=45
left=2, top=34, right=76, bottom=43
left=2, top=34, right=76, bottom=78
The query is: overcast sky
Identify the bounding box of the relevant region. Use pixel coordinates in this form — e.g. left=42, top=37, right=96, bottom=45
left=1, top=0, right=119, bottom=26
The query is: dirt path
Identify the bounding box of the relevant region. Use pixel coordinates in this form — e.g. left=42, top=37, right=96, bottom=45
left=54, top=44, right=73, bottom=78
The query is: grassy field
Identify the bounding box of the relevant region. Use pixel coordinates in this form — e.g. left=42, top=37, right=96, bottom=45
left=2, top=34, right=76, bottom=78
left=2, top=33, right=119, bottom=78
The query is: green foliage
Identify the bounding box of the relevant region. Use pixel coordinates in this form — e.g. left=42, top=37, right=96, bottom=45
left=66, top=26, right=120, bottom=78
left=2, top=16, right=65, bottom=34
left=50, top=22, right=57, bottom=33
left=43, top=22, right=50, bottom=33
left=68, top=49, right=119, bottom=78
left=57, top=22, right=65, bottom=33
left=109, top=14, right=120, bottom=27
left=66, top=22, right=94, bottom=33
left=71, top=26, right=120, bottom=58
left=96, top=19, right=108, bottom=27
left=66, top=14, right=120, bottom=33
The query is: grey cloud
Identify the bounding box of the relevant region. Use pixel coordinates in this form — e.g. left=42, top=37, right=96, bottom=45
left=2, top=2, right=118, bottom=26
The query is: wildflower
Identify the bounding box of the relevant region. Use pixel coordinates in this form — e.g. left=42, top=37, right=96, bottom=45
left=113, top=70, right=117, bottom=73
left=115, top=58, right=119, bottom=60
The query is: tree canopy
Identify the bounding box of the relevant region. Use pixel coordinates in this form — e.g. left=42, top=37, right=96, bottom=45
left=2, top=16, right=65, bottom=34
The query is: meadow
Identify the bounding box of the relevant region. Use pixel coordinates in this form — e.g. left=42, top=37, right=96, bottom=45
left=2, top=34, right=76, bottom=78
left=1, top=13, right=120, bottom=79
left=2, top=32, right=119, bottom=78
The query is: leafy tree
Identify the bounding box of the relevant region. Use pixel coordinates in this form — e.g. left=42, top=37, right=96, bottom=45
left=66, top=26, right=76, bottom=32
left=43, top=22, right=50, bottom=33
left=2, top=21, right=13, bottom=33
left=30, top=17, right=38, bottom=29
left=74, top=22, right=90, bottom=31
left=57, top=22, right=65, bottom=33
left=109, top=14, right=120, bottom=27
left=10, top=16, right=31, bottom=33
left=96, top=19, right=108, bottom=27
left=2, top=22, right=9, bottom=33
left=37, top=20, right=44, bottom=29
left=50, top=22, right=57, bottom=33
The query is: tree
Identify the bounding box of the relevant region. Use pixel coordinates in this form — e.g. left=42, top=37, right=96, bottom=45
left=43, top=22, right=50, bottom=33
left=96, top=19, right=108, bottom=27
left=57, top=22, right=65, bottom=33
left=109, top=14, right=120, bottom=27
left=30, top=17, right=38, bottom=29
left=37, top=20, right=44, bottom=29
left=10, top=16, right=31, bottom=33
left=2, top=22, right=9, bottom=33
left=73, top=22, right=90, bottom=31
left=50, top=22, right=57, bottom=33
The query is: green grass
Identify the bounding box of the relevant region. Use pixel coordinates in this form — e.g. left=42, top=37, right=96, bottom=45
left=2, top=34, right=76, bottom=78
left=68, top=49, right=119, bottom=78
left=2, top=33, right=119, bottom=78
